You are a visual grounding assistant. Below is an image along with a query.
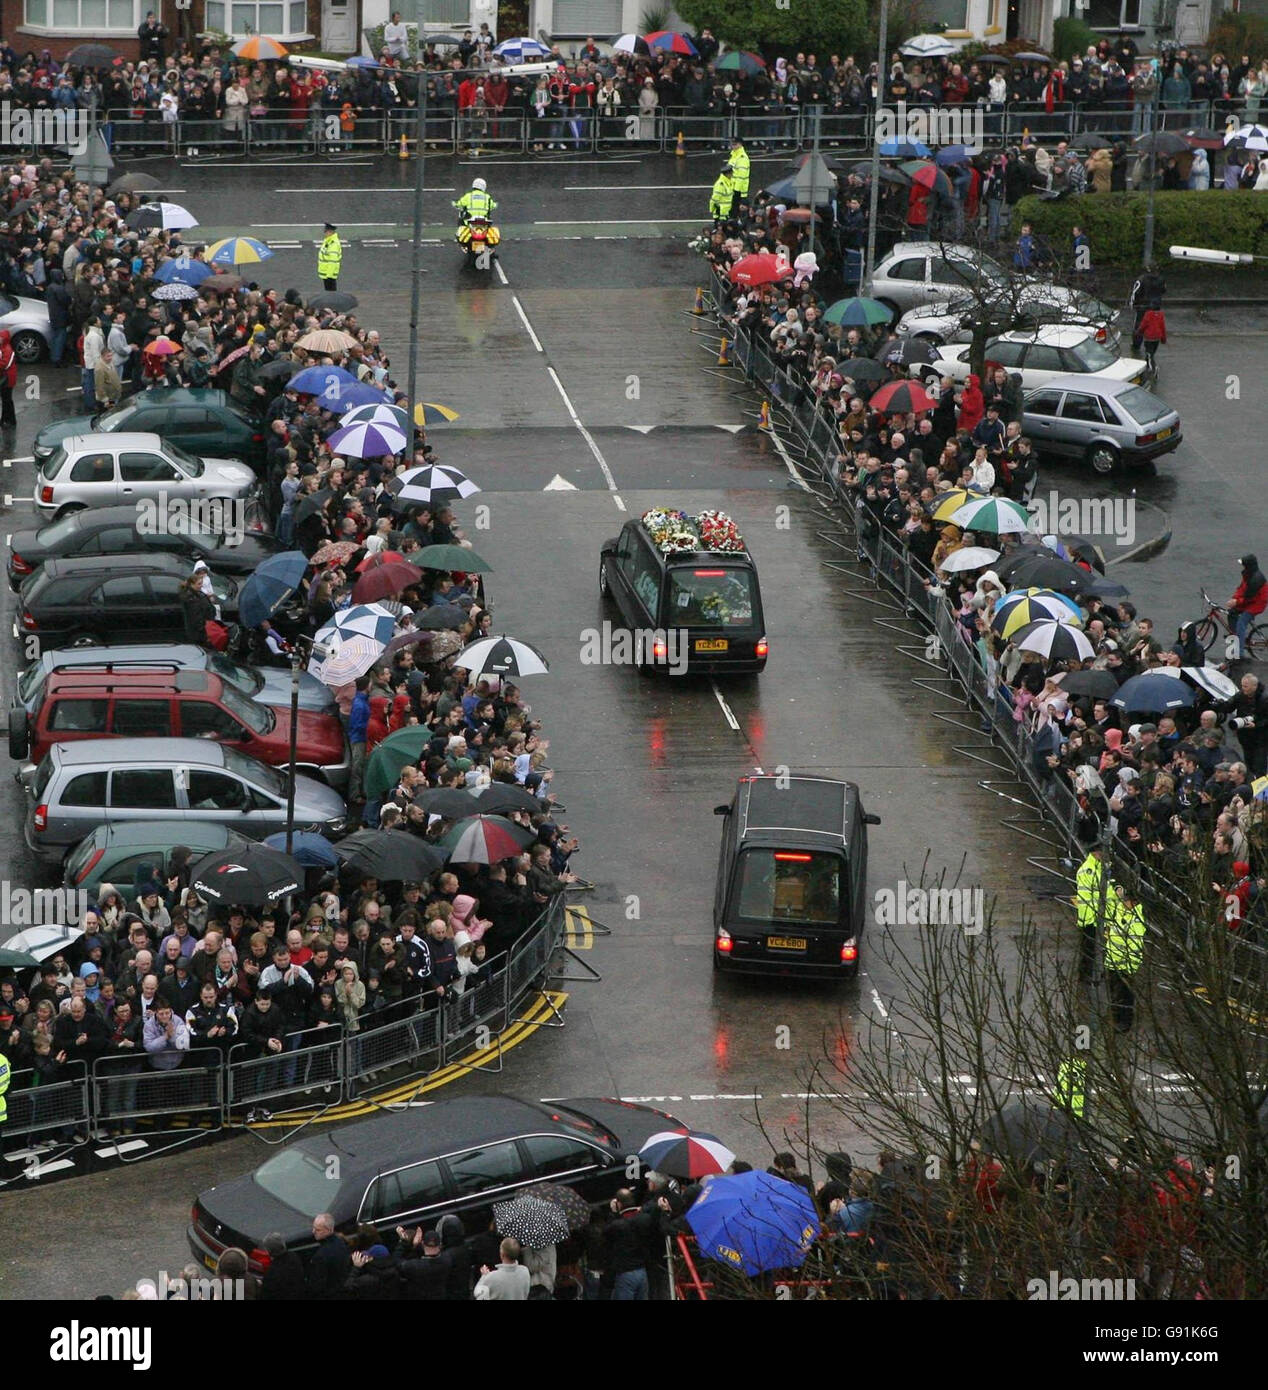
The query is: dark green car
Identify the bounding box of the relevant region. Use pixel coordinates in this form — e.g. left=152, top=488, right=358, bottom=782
left=33, top=388, right=266, bottom=469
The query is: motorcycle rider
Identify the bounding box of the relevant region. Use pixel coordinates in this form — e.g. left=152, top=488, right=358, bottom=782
left=453, top=176, right=497, bottom=225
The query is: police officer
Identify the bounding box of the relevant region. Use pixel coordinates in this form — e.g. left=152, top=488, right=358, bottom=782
left=317, top=222, right=342, bottom=292
left=1104, top=882, right=1146, bottom=1031
left=453, top=176, right=496, bottom=224
left=1052, top=1055, right=1087, bottom=1119
left=726, top=135, right=750, bottom=217
left=709, top=167, right=733, bottom=222
left=1073, top=844, right=1107, bottom=982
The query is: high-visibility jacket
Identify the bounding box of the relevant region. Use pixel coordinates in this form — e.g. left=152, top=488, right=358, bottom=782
left=0, top=1051, right=9, bottom=1124
left=1104, top=895, right=1146, bottom=974
left=454, top=187, right=496, bottom=219
left=316, top=232, right=342, bottom=280
left=727, top=144, right=750, bottom=194
left=709, top=172, right=733, bottom=219
left=1053, top=1056, right=1087, bottom=1118
left=1073, top=852, right=1105, bottom=928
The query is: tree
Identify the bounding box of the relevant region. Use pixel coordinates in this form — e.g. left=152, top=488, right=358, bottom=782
left=674, top=0, right=871, bottom=61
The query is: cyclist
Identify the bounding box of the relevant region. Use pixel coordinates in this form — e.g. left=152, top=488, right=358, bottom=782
left=1228, top=552, right=1268, bottom=662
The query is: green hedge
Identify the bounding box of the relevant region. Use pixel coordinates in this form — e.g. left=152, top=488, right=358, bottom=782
left=1015, top=191, right=1268, bottom=269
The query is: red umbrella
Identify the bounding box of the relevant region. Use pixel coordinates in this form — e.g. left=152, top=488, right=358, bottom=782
left=352, top=560, right=423, bottom=604
left=907, top=161, right=955, bottom=197
left=355, top=549, right=406, bottom=573
left=728, top=254, right=793, bottom=287
left=870, top=380, right=937, bottom=414
left=145, top=336, right=182, bottom=356
left=310, top=539, right=361, bottom=567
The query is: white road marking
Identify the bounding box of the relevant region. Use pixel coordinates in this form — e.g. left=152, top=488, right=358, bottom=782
left=6, top=454, right=33, bottom=463
left=534, top=218, right=702, bottom=225
left=565, top=183, right=714, bottom=190
left=869, top=988, right=890, bottom=1021
left=183, top=160, right=373, bottom=167
left=710, top=681, right=741, bottom=732
left=273, top=186, right=456, bottom=193
left=253, top=221, right=399, bottom=227
left=93, top=1139, right=149, bottom=1158
left=624, top=425, right=656, bottom=433
left=543, top=474, right=577, bottom=490
left=494, top=261, right=509, bottom=286
left=547, top=366, right=622, bottom=507
left=511, top=296, right=543, bottom=352
left=460, top=158, right=640, bottom=165
left=767, top=416, right=811, bottom=492
left=23, top=1158, right=74, bottom=1178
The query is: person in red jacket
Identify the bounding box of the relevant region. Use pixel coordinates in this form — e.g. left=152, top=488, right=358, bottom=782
left=1137, top=305, right=1166, bottom=376
left=0, top=329, right=16, bottom=428
left=957, top=371, right=984, bottom=433
left=366, top=694, right=391, bottom=750
left=1229, top=552, right=1268, bottom=660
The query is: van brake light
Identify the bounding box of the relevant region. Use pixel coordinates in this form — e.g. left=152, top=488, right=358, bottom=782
left=774, top=852, right=812, bottom=862
left=841, top=940, right=858, bottom=963
left=693, top=570, right=726, bottom=577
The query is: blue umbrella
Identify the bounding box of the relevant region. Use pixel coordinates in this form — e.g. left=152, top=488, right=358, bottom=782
left=264, top=831, right=339, bottom=868
left=1110, top=672, right=1197, bottom=714
left=879, top=138, right=932, bottom=158
left=346, top=55, right=378, bottom=67
left=492, top=36, right=551, bottom=61
left=239, top=550, right=310, bottom=629
left=288, top=365, right=358, bottom=401
left=685, top=1171, right=820, bottom=1276
left=154, top=258, right=213, bottom=285
left=332, top=381, right=396, bottom=413
left=935, top=143, right=978, bottom=165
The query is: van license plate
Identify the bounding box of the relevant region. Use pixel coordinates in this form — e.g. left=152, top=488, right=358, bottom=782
left=1155, top=426, right=1171, bottom=440
left=767, top=936, right=807, bottom=951
left=695, top=638, right=728, bottom=652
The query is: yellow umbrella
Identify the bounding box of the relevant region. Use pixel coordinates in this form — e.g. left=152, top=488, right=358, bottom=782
left=232, top=35, right=288, bottom=60
left=297, top=329, right=359, bottom=354
left=206, top=236, right=274, bottom=267
left=930, top=487, right=986, bottom=523
left=413, top=402, right=461, bottom=427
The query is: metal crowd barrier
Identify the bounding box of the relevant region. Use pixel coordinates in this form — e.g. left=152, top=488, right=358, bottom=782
left=2, top=1061, right=89, bottom=1143
left=92, top=1051, right=223, bottom=1127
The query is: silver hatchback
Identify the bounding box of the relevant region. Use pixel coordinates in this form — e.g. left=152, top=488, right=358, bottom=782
left=1020, top=375, right=1182, bottom=475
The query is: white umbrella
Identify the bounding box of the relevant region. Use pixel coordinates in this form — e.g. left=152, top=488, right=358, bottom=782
left=613, top=32, right=650, bottom=55
left=455, top=634, right=549, bottom=679
left=938, top=546, right=1000, bottom=573
left=314, top=602, right=397, bottom=648
left=1155, top=665, right=1239, bottom=701
left=310, top=634, right=385, bottom=686
left=900, top=33, right=959, bottom=58
left=1225, top=123, right=1268, bottom=150
left=5, top=924, right=83, bottom=960
left=388, top=464, right=481, bottom=508
left=950, top=496, right=1033, bottom=534
left=1012, top=619, right=1095, bottom=662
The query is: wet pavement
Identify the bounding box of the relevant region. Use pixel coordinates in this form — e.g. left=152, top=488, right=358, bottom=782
left=2, top=148, right=1267, bottom=1296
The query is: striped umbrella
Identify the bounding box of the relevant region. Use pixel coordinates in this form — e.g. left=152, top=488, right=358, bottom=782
left=716, top=49, right=766, bottom=74
left=154, top=258, right=213, bottom=285
left=328, top=419, right=408, bottom=458
left=314, top=602, right=398, bottom=647
left=127, top=200, right=198, bottom=231
left=311, top=635, right=384, bottom=686
left=206, top=235, right=274, bottom=266
left=930, top=488, right=987, bottom=522
left=1011, top=619, right=1095, bottom=663
left=491, top=36, right=551, bottom=61
left=613, top=33, right=650, bottom=55
left=870, top=379, right=936, bottom=414
left=232, top=34, right=288, bottom=60
left=646, top=30, right=698, bottom=55
left=823, top=296, right=892, bottom=327
left=440, top=814, right=536, bottom=864
left=991, top=591, right=1081, bottom=640
left=993, top=586, right=1083, bottom=621
left=387, top=464, right=480, bottom=509
left=1225, top=122, right=1268, bottom=150
left=455, top=634, right=549, bottom=679
left=950, top=496, right=1032, bottom=534
left=343, top=403, right=410, bottom=435
left=638, top=1129, right=736, bottom=1180
left=413, top=401, right=461, bottom=427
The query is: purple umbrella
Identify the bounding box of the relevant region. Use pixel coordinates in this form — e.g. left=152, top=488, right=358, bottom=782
left=328, top=419, right=408, bottom=458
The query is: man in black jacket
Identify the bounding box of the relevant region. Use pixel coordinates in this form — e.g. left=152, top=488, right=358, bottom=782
left=260, top=1233, right=307, bottom=1300
left=602, top=1189, right=667, bottom=1300
left=52, top=996, right=110, bottom=1068
left=1218, top=673, right=1268, bottom=778
left=45, top=267, right=71, bottom=367
left=306, top=1213, right=351, bottom=1298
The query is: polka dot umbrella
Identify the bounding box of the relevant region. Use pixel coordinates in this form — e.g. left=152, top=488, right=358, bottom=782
left=493, top=1193, right=571, bottom=1249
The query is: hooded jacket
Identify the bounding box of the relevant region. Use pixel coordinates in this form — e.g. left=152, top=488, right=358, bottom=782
left=1232, top=554, right=1268, bottom=616
left=334, top=961, right=365, bottom=1032
left=957, top=373, right=985, bottom=433
left=0, top=330, right=16, bottom=389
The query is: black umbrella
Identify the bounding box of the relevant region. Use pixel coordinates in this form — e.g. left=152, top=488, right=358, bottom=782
left=472, top=783, right=543, bottom=815
left=978, top=1101, right=1086, bottom=1168
left=258, top=358, right=301, bottom=381
left=108, top=171, right=163, bottom=195
left=530, top=1182, right=593, bottom=1233
left=307, top=291, right=359, bottom=312
left=8, top=198, right=35, bottom=217
left=875, top=337, right=939, bottom=366
left=844, top=160, right=912, bottom=185
left=972, top=53, right=1012, bottom=66
left=836, top=355, right=888, bottom=384
left=493, top=1193, right=570, bottom=1249
left=995, top=549, right=1128, bottom=600
left=294, top=488, right=334, bottom=525
left=383, top=628, right=434, bottom=659
left=1134, top=130, right=1189, bottom=157
left=1073, top=133, right=1113, bottom=150
left=189, top=843, right=303, bottom=907
left=1056, top=669, right=1121, bottom=700
left=66, top=42, right=118, bottom=67
left=415, top=604, right=468, bottom=632
left=333, top=828, right=448, bottom=880
left=413, top=786, right=481, bottom=818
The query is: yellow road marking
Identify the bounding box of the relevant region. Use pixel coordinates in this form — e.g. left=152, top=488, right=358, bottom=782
left=565, top=904, right=593, bottom=949
left=1191, top=985, right=1267, bottom=1028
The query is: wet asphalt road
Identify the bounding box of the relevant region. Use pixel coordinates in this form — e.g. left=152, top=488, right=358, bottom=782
left=1, top=148, right=1267, bottom=1297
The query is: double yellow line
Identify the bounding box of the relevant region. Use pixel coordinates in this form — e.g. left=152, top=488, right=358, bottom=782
left=565, top=905, right=594, bottom=950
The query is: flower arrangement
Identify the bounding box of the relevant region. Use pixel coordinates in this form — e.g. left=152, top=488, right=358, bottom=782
left=697, top=509, right=745, bottom=553
left=641, top=507, right=747, bottom=556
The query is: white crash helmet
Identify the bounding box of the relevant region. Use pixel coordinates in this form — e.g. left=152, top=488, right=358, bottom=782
left=472, top=177, right=487, bottom=192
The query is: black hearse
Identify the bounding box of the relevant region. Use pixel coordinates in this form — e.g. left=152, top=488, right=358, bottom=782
left=713, top=776, right=880, bottom=980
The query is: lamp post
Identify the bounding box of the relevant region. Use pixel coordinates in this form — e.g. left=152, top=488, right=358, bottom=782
left=864, top=0, right=890, bottom=287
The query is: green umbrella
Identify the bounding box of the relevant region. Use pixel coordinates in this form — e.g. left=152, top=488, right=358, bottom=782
left=364, top=726, right=435, bottom=800
left=949, top=496, right=1032, bottom=535
left=823, top=296, right=893, bottom=328
left=0, top=947, right=41, bottom=969
left=415, top=543, right=494, bottom=573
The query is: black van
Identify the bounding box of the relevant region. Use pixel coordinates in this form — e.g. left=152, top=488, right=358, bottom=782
left=599, top=510, right=767, bottom=675
left=712, top=776, right=880, bottom=980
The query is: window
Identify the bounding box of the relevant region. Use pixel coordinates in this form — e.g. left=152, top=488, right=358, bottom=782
left=24, top=0, right=137, bottom=31
left=1086, top=0, right=1141, bottom=28
left=93, top=576, right=148, bottom=605
left=444, top=1141, right=526, bottom=1196
left=112, top=700, right=173, bottom=738
left=1115, top=386, right=1167, bottom=426
left=1060, top=393, right=1106, bottom=423
left=1023, top=345, right=1066, bottom=373
left=922, top=0, right=968, bottom=26
left=49, top=699, right=109, bottom=733
left=664, top=567, right=756, bottom=629
left=69, top=453, right=114, bottom=484
left=984, top=341, right=1024, bottom=368
left=255, top=1147, right=339, bottom=1218
left=204, top=0, right=308, bottom=37
left=553, top=0, right=621, bottom=34
left=732, top=849, right=843, bottom=925
left=186, top=770, right=250, bottom=811
left=1025, top=390, right=1064, bottom=417
left=110, top=768, right=177, bottom=809
left=629, top=544, right=660, bottom=617
left=523, top=1134, right=601, bottom=1178
left=120, top=453, right=181, bottom=483
left=1065, top=339, right=1118, bottom=373
left=182, top=701, right=246, bottom=741
left=62, top=771, right=108, bottom=807
left=369, top=1160, right=449, bottom=1220
left=888, top=257, right=928, bottom=282
left=92, top=527, right=138, bottom=554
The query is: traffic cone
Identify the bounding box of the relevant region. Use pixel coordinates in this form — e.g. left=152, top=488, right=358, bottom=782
left=692, top=286, right=705, bottom=315
left=758, top=400, right=771, bottom=431
left=676, top=130, right=685, bottom=157
left=717, top=336, right=729, bottom=366
left=399, top=132, right=409, bottom=159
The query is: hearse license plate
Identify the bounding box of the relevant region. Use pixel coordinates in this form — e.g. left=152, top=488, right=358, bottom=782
left=767, top=936, right=807, bottom=951
left=695, top=638, right=728, bottom=652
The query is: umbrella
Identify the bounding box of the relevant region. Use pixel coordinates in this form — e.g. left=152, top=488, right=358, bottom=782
left=288, top=364, right=358, bottom=399
left=836, top=356, right=888, bottom=384
left=935, top=144, right=978, bottom=165
left=1134, top=130, right=1190, bottom=157
left=239, top=550, right=310, bottom=629
left=0, top=947, right=42, bottom=969
left=1013, top=50, right=1050, bottom=62
left=313, top=637, right=384, bottom=686
left=951, top=496, right=1032, bottom=535
left=315, top=602, right=398, bottom=647
left=491, top=36, right=552, bottom=61
left=1181, top=127, right=1227, bottom=150
left=232, top=35, right=288, bottom=60
left=423, top=630, right=464, bottom=662
left=362, top=726, right=435, bottom=800
left=440, top=815, right=535, bottom=864
left=333, top=828, right=448, bottom=880
left=343, top=403, right=410, bottom=435
left=413, top=401, right=461, bottom=427
left=473, top=783, right=544, bottom=815
left=1225, top=123, right=1268, bottom=150
left=823, top=296, right=892, bottom=328
left=308, top=291, right=359, bottom=312
left=493, top=1193, right=570, bottom=1250
left=716, top=50, right=766, bottom=74
left=901, top=33, right=958, bottom=57
left=328, top=420, right=408, bottom=459
left=352, top=561, right=422, bottom=605
left=206, top=235, right=273, bottom=266
left=996, top=549, right=1128, bottom=600
left=978, top=1101, right=1085, bottom=1168
left=938, top=546, right=1000, bottom=574
left=991, top=590, right=1080, bottom=639
left=388, top=464, right=480, bottom=509
left=906, top=161, right=955, bottom=198
left=1159, top=665, right=1238, bottom=701
left=930, top=487, right=987, bottom=522
left=845, top=160, right=912, bottom=185
left=876, top=337, right=939, bottom=367
left=189, top=843, right=303, bottom=906
left=416, top=543, right=493, bottom=573
left=1011, top=618, right=1095, bottom=662
left=415, top=604, right=468, bottom=632
left=200, top=272, right=245, bottom=293
left=685, top=1171, right=820, bottom=1277
left=455, top=634, right=549, bottom=679
left=728, top=254, right=793, bottom=287
left=870, top=379, right=936, bottom=414
left=144, top=337, right=181, bottom=357
left=530, top=1182, right=592, bottom=1233
left=638, top=1129, right=736, bottom=1180
left=126, top=201, right=198, bottom=231
left=762, top=176, right=827, bottom=205
left=110, top=174, right=165, bottom=198
left=331, top=382, right=395, bottom=414
left=1111, top=671, right=1197, bottom=713
left=256, top=358, right=301, bottom=382
left=423, top=32, right=464, bottom=45
left=993, top=585, right=1083, bottom=620
left=153, top=282, right=199, bottom=302
left=345, top=56, right=378, bottom=68
left=645, top=30, right=698, bottom=56
left=8, top=199, right=36, bottom=217
left=613, top=33, right=650, bottom=55
left=1054, top=668, right=1120, bottom=699
left=973, top=53, right=1012, bottom=65
left=263, top=830, right=338, bottom=868
left=1073, top=133, right=1114, bottom=150
left=414, top=786, right=483, bottom=819
left=296, top=329, right=359, bottom=354
left=66, top=42, right=118, bottom=66
left=2, top=925, right=82, bottom=961
left=878, top=137, right=932, bottom=158
left=356, top=550, right=406, bottom=572
left=310, top=539, right=361, bottom=567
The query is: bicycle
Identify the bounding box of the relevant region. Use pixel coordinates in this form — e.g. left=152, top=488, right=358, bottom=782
left=1193, top=587, right=1268, bottom=661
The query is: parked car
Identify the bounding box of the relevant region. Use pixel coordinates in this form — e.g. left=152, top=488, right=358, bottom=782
left=188, top=1095, right=682, bottom=1275
left=33, top=388, right=267, bottom=467
left=1020, top=375, right=1182, bottom=474
left=23, top=738, right=346, bottom=866
left=927, top=325, right=1148, bottom=390
left=35, top=432, right=260, bottom=520
left=14, top=644, right=337, bottom=719
left=9, top=504, right=283, bottom=587
left=895, top=285, right=1120, bottom=350
left=0, top=290, right=53, bottom=363
left=17, top=554, right=240, bottom=647
left=63, top=820, right=250, bottom=898
left=12, top=667, right=349, bottom=788
left=713, top=775, right=880, bottom=980
left=865, top=241, right=1011, bottom=316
